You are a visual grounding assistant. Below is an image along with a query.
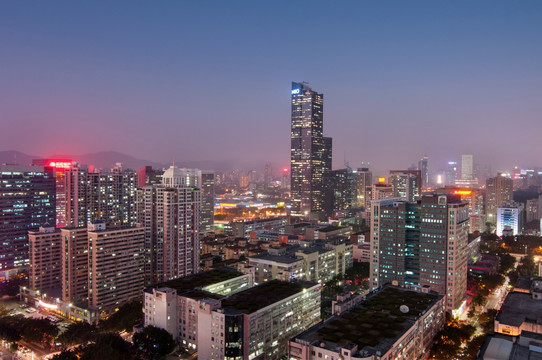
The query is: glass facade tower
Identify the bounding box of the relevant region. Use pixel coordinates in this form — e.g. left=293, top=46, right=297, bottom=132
left=290, top=82, right=330, bottom=218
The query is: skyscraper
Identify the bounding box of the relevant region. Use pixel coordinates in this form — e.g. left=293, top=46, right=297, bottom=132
left=200, top=171, right=215, bottom=236
left=290, top=82, right=331, bottom=218
left=0, top=165, right=56, bottom=274
left=370, top=194, right=469, bottom=312
left=461, top=154, right=473, bottom=181
left=418, top=156, right=429, bottom=188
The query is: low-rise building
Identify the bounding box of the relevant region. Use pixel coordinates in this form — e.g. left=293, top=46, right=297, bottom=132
left=198, top=280, right=321, bottom=360
left=495, top=277, right=542, bottom=336
left=248, top=240, right=353, bottom=285
left=289, top=286, right=445, bottom=360
left=144, top=268, right=254, bottom=350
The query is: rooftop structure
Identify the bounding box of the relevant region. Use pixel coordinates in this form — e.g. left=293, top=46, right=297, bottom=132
left=289, top=286, right=445, bottom=360
left=221, top=280, right=310, bottom=313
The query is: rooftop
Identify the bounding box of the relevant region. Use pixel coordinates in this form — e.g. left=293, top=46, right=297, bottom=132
left=221, top=280, right=316, bottom=314
left=496, top=292, right=542, bottom=327
left=146, top=268, right=244, bottom=295
left=295, top=286, right=441, bottom=356
left=249, top=253, right=301, bottom=264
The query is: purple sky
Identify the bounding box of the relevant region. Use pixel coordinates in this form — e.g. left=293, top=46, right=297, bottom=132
left=1, top=1, right=541, bottom=174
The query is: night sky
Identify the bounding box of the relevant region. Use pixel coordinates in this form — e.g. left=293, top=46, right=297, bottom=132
left=1, top=1, right=541, bottom=174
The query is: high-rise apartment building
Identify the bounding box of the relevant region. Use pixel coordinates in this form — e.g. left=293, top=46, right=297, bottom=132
left=63, top=166, right=138, bottom=228
left=0, top=165, right=56, bottom=274
left=290, top=82, right=331, bottom=219
left=526, top=198, right=539, bottom=223
left=61, top=227, right=89, bottom=303
left=370, top=194, right=469, bottom=312
left=485, top=173, right=514, bottom=225
left=87, top=222, right=145, bottom=311
left=200, top=171, right=215, bottom=236
left=137, top=165, right=201, bottom=285
left=28, top=224, right=62, bottom=295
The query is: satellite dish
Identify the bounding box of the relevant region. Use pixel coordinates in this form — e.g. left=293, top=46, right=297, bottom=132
left=400, top=305, right=409, bottom=314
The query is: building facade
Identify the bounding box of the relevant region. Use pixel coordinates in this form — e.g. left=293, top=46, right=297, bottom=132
left=198, top=280, right=321, bottom=360
left=496, top=201, right=524, bottom=237
left=87, top=222, right=145, bottom=311
left=290, top=82, right=331, bottom=219
left=0, top=165, right=56, bottom=273
left=370, top=194, right=469, bottom=312
left=28, top=225, right=62, bottom=295
left=485, top=173, right=513, bottom=225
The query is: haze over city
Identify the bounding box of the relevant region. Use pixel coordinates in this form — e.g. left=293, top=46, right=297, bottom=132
left=1, top=1, right=541, bottom=173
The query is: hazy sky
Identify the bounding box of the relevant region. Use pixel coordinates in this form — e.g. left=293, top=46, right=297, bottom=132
left=1, top=1, right=541, bottom=174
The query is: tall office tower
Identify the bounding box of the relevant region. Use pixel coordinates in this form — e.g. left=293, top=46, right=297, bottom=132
left=200, top=171, right=215, bottom=236
left=526, top=198, right=538, bottom=223
left=325, top=168, right=357, bottom=215
left=137, top=165, right=163, bottom=188
left=370, top=194, right=469, bottom=312
left=445, top=161, right=459, bottom=186
left=485, top=173, right=514, bottom=225
left=0, top=165, right=56, bottom=274
left=290, top=82, right=331, bottom=218
left=389, top=170, right=422, bottom=200
left=61, top=227, right=89, bottom=303
left=418, top=156, right=429, bottom=188
left=389, top=171, right=420, bottom=202
left=496, top=201, right=524, bottom=237
left=461, top=154, right=473, bottom=181
left=264, top=163, right=273, bottom=186
left=137, top=165, right=201, bottom=285
left=28, top=224, right=62, bottom=295
left=355, top=167, right=372, bottom=208
left=87, top=222, right=145, bottom=311
left=32, top=159, right=73, bottom=228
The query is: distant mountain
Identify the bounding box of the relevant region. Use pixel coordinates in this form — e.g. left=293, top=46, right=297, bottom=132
left=0, top=150, right=42, bottom=165
left=0, top=150, right=268, bottom=172
left=48, top=151, right=165, bottom=170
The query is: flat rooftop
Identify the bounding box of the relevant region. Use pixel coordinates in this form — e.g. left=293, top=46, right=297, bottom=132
left=146, top=268, right=244, bottom=295
left=249, top=253, right=301, bottom=264
left=496, top=292, right=542, bottom=327
left=295, top=287, right=440, bottom=356
left=221, top=280, right=316, bottom=314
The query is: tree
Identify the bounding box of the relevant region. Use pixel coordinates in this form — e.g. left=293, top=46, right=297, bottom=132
left=80, top=333, right=141, bottom=360
left=57, top=322, right=97, bottom=346
left=20, top=317, right=58, bottom=344
left=98, top=301, right=143, bottom=333
left=499, top=254, right=516, bottom=275
left=51, top=350, right=78, bottom=360
left=133, top=326, right=176, bottom=359
left=479, top=309, right=498, bottom=334
left=463, top=335, right=486, bottom=360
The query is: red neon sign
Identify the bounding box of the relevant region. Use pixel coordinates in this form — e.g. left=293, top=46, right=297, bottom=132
left=49, top=161, right=72, bottom=169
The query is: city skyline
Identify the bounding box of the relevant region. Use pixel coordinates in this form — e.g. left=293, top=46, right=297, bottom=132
left=1, top=2, right=541, bottom=174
